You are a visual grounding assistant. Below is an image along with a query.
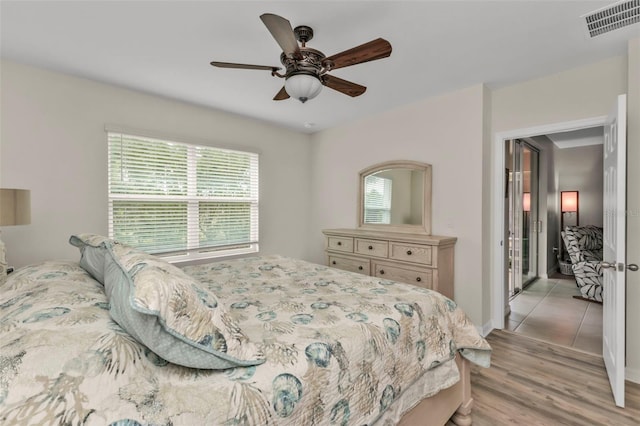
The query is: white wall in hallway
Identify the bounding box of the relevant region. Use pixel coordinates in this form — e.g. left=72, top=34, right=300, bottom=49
left=554, top=143, right=604, bottom=228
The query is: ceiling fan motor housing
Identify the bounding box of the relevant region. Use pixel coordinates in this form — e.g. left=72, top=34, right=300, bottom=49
left=280, top=48, right=326, bottom=79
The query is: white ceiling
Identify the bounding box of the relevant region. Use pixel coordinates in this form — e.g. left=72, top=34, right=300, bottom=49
left=547, top=126, right=605, bottom=149
left=1, top=1, right=639, bottom=134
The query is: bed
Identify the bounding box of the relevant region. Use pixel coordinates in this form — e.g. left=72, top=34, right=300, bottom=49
left=0, top=234, right=490, bottom=425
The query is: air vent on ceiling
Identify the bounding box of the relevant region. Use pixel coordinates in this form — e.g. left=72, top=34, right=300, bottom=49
left=582, top=0, right=640, bottom=38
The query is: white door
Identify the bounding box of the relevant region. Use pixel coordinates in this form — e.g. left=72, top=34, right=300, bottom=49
left=602, top=94, right=627, bottom=408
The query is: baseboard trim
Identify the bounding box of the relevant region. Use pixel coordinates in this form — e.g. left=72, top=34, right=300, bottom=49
left=627, top=366, right=640, bottom=384
left=478, top=321, right=494, bottom=338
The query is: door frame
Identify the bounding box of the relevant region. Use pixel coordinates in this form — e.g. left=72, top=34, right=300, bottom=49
left=491, top=115, right=607, bottom=330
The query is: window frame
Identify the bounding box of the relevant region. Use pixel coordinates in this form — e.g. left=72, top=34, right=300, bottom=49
left=106, top=127, right=259, bottom=263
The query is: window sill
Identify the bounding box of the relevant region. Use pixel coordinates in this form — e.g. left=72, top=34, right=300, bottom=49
left=159, top=244, right=259, bottom=266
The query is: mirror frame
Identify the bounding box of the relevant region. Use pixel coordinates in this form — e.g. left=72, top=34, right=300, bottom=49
left=358, top=160, right=432, bottom=234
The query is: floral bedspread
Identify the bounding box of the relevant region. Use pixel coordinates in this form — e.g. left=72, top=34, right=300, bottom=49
left=0, top=255, right=490, bottom=425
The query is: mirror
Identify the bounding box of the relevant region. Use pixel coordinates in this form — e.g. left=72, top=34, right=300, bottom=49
left=358, top=160, right=432, bottom=234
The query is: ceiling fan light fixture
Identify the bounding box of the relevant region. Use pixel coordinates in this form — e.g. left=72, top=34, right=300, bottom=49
left=285, top=73, right=322, bottom=103
left=210, top=14, right=392, bottom=103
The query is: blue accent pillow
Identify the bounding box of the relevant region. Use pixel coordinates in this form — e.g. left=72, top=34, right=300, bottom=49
left=69, top=234, right=113, bottom=284
left=101, top=240, right=265, bottom=370
left=70, top=234, right=265, bottom=369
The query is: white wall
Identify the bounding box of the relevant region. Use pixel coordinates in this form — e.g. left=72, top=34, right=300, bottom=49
left=625, top=37, right=640, bottom=383
left=309, top=84, right=486, bottom=325
left=0, top=61, right=312, bottom=267
left=491, top=56, right=627, bottom=132
left=554, top=144, right=604, bottom=228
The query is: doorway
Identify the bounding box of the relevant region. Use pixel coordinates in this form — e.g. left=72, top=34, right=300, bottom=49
left=504, top=132, right=606, bottom=355
left=506, top=139, right=540, bottom=298
left=492, top=115, right=608, bottom=330
left=492, top=97, right=629, bottom=407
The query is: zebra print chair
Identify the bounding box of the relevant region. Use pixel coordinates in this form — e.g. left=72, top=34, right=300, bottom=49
left=561, top=225, right=603, bottom=302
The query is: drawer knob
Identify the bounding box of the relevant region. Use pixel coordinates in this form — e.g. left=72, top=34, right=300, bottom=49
left=379, top=269, right=385, bottom=275
left=416, top=277, right=422, bottom=282
left=358, top=266, right=363, bottom=270
left=407, top=250, right=412, bottom=255
left=337, top=241, right=342, bottom=246
left=368, top=245, right=373, bottom=250
left=332, top=261, right=336, bottom=265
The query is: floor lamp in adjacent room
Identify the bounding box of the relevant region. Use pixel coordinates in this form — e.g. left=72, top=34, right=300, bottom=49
left=561, top=190, right=579, bottom=230
left=559, top=190, right=579, bottom=270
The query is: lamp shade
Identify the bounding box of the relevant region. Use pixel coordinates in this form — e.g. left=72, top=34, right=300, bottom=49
left=0, top=189, right=31, bottom=226
left=561, top=191, right=578, bottom=213
left=284, top=73, right=323, bottom=103
left=523, top=193, right=531, bottom=212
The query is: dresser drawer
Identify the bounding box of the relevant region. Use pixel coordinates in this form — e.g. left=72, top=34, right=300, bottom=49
left=329, top=255, right=370, bottom=275
left=327, top=236, right=354, bottom=253
left=389, top=242, right=432, bottom=265
left=373, top=262, right=433, bottom=288
left=355, top=238, right=388, bottom=258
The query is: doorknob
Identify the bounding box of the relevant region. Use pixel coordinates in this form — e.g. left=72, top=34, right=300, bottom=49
left=601, top=261, right=635, bottom=272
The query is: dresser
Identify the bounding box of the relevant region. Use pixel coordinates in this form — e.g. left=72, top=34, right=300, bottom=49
left=322, top=228, right=457, bottom=300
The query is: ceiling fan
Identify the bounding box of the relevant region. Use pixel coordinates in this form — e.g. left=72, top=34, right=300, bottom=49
left=210, top=13, right=392, bottom=103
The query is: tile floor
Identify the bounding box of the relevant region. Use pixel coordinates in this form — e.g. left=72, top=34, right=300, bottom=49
left=506, top=274, right=603, bottom=355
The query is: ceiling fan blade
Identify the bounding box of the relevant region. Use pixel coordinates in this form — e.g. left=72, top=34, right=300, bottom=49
left=273, top=86, right=290, bottom=101
left=210, top=61, right=280, bottom=71
left=324, top=38, right=392, bottom=70
left=260, top=13, right=303, bottom=60
left=322, top=74, right=366, bottom=97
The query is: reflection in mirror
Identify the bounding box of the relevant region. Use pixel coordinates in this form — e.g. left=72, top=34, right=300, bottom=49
left=358, top=160, right=432, bottom=234
left=364, top=169, right=424, bottom=225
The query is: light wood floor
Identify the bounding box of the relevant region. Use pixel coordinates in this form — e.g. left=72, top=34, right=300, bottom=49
left=467, top=330, right=640, bottom=425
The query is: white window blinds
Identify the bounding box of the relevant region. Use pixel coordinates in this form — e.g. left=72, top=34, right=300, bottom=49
left=108, top=132, right=259, bottom=259
left=364, top=175, right=392, bottom=224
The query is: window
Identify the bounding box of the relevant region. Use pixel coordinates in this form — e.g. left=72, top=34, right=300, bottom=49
left=363, top=175, right=392, bottom=224
left=108, top=131, right=259, bottom=261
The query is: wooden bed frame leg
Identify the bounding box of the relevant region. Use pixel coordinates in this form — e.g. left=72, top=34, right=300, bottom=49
left=450, top=398, right=473, bottom=426
left=451, top=355, right=474, bottom=425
